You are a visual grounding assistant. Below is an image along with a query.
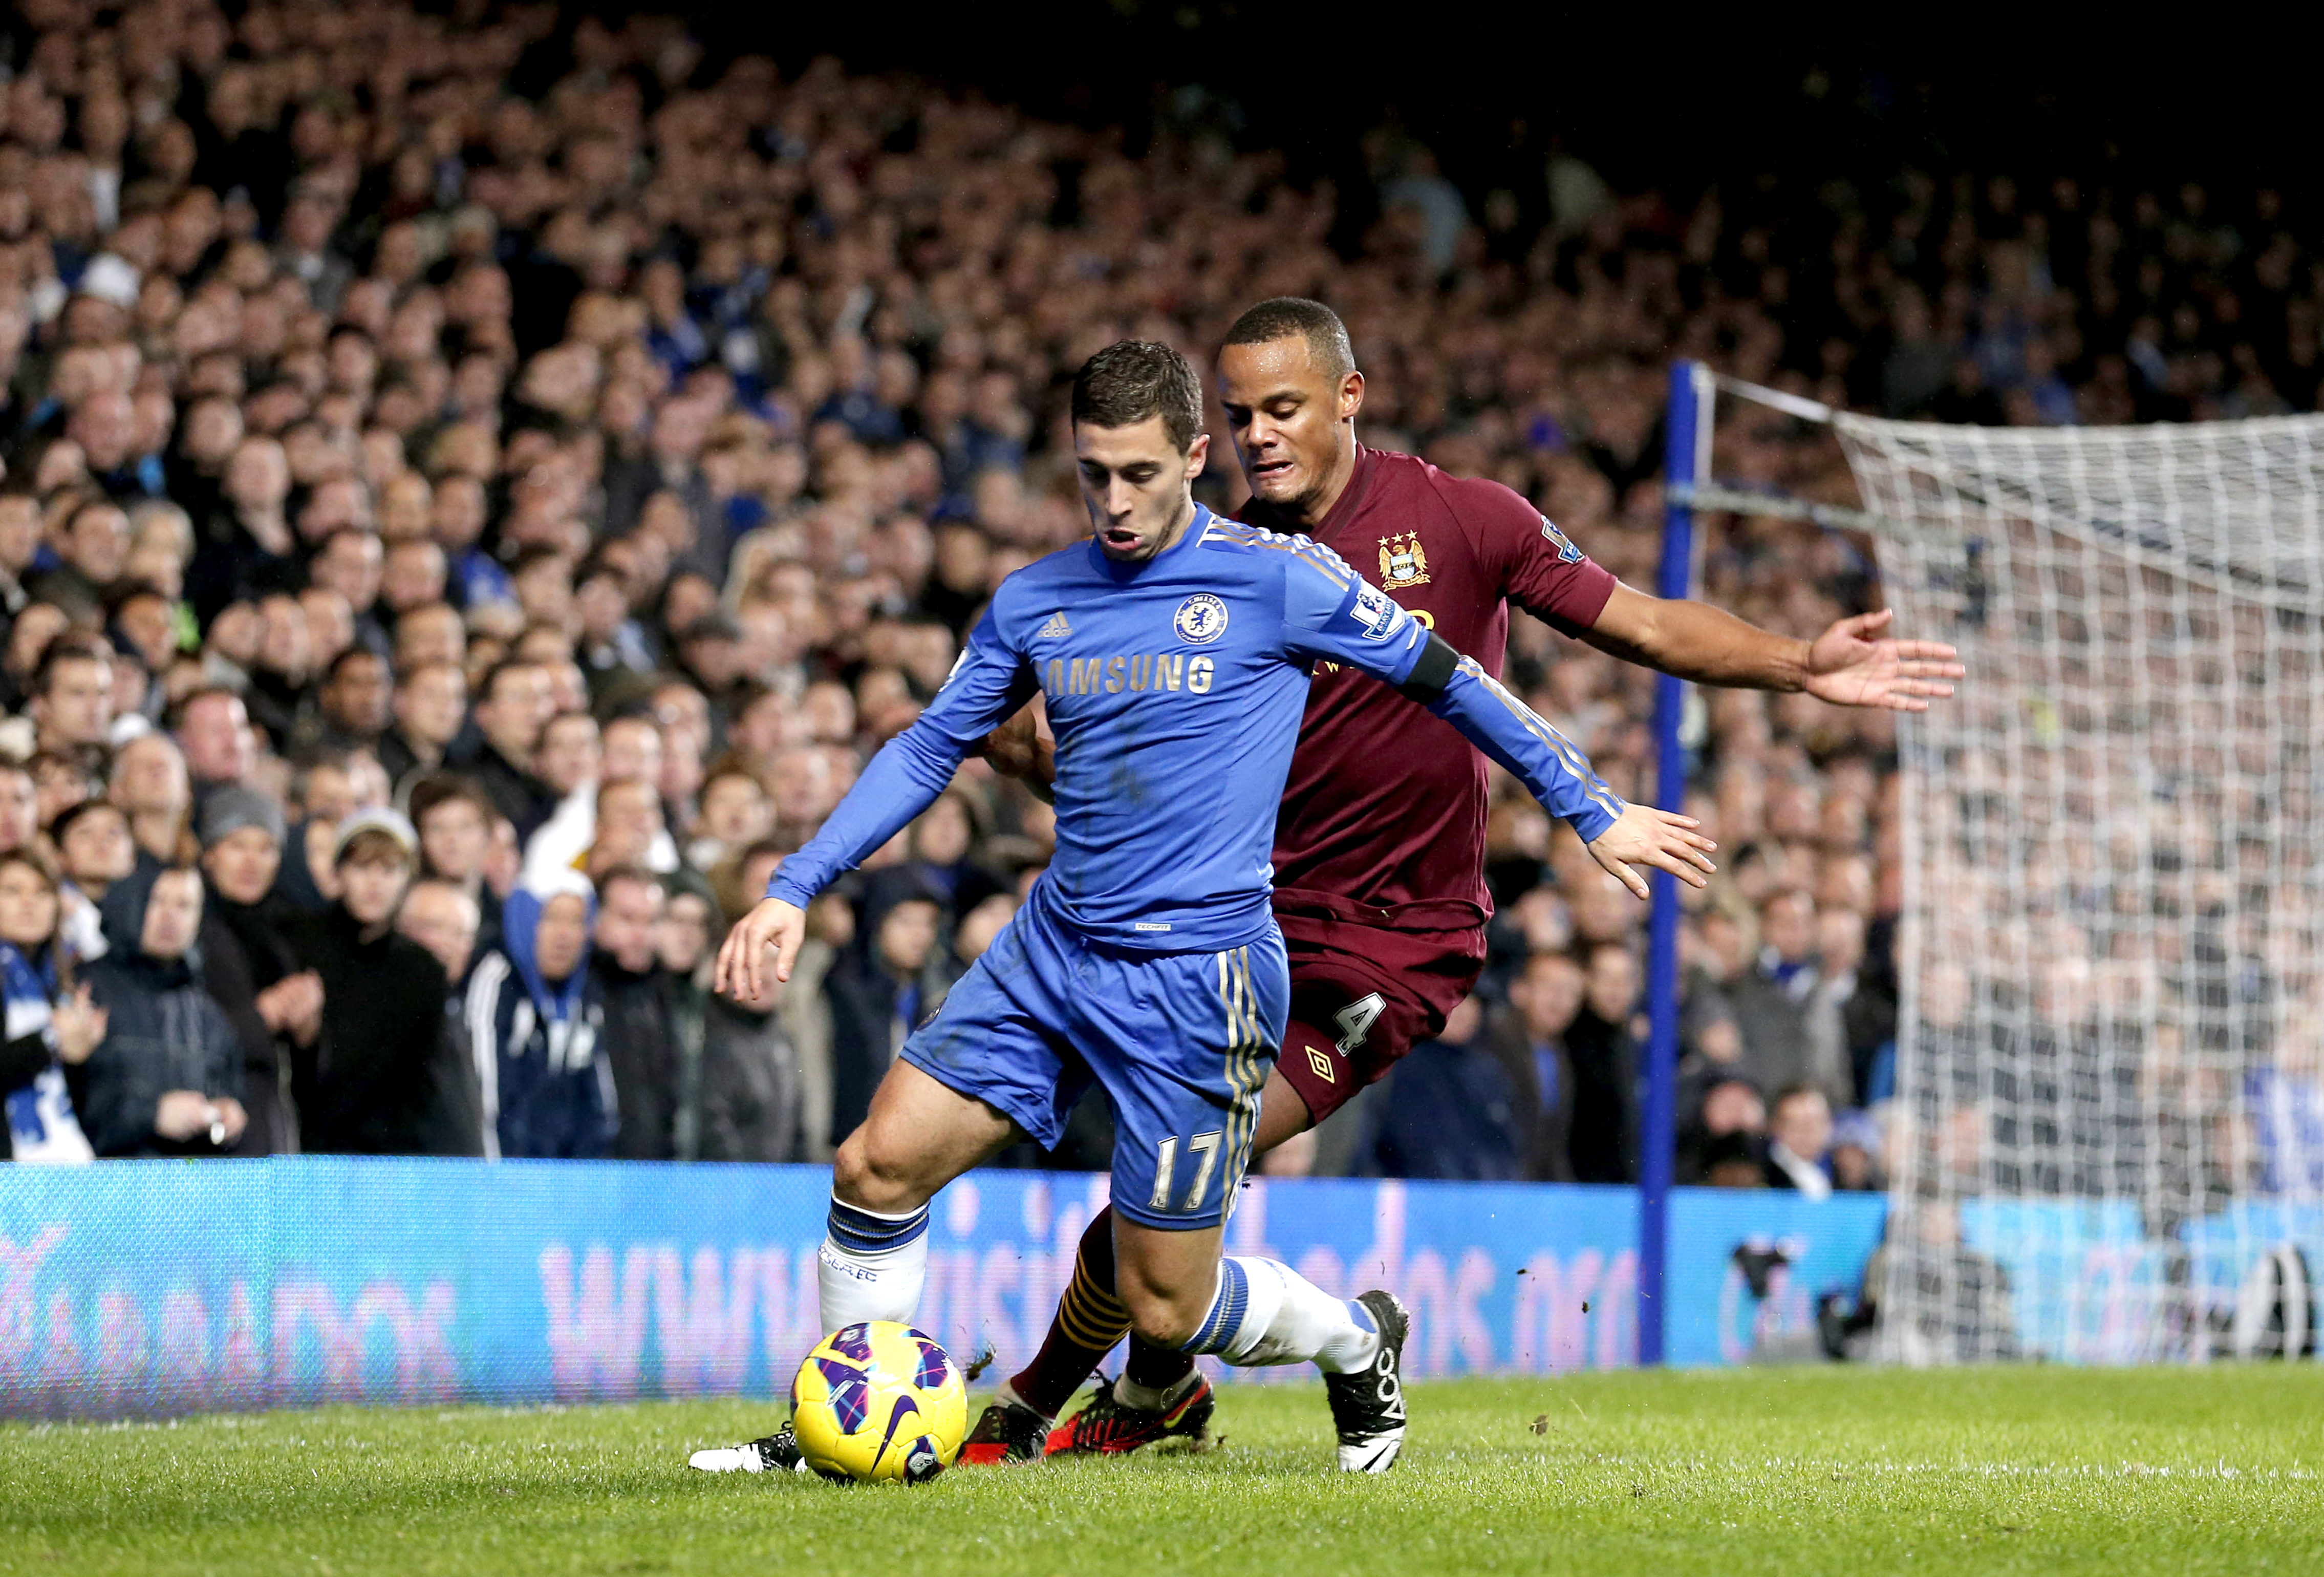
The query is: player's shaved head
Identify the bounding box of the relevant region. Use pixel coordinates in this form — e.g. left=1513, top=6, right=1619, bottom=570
left=1072, top=341, right=1204, bottom=454
left=1217, top=302, right=1366, bottom=526
left=1222, top=297, right=1355, bottom=379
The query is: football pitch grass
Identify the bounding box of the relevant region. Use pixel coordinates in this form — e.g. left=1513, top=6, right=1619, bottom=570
left=4, top=1368, right=2319, bottom=1576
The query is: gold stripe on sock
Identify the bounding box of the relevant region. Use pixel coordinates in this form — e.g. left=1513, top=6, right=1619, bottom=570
left=1057, top=1264, right=1133, bottom=1349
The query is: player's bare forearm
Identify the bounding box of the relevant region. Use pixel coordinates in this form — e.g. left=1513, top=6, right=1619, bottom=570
left=979, top=705, right=1056, bottom=802
left=1582, top=583, right=1812, bottom=690
left=1582, top=584, right=1963, bottom=711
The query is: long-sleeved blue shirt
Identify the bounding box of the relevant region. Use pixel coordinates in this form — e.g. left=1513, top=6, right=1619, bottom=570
left=771, top=505, right=1625, bottom=952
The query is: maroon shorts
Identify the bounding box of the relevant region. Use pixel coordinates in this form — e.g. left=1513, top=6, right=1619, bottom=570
left=1272, top=906, right=1486, bottom=1125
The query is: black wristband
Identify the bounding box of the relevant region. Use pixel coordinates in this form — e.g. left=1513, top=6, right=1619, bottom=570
left=1396, top=633, right=1460, bottom=702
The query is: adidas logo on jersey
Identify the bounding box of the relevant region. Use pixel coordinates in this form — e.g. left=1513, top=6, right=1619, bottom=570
left=1037, top=610, right=1073, bottom=638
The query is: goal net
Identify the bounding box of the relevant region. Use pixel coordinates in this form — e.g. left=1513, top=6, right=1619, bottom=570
left=1830, top=410, right=2324, bottom=1363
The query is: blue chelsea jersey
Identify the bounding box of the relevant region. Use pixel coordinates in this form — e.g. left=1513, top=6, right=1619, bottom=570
left=769, top=505, right=1624, bottom=952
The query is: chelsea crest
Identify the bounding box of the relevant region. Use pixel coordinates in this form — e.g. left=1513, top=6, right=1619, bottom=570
left=1378, top=532, right=1429, bottom=588
left=1174, top=592, right=1229, bottom=645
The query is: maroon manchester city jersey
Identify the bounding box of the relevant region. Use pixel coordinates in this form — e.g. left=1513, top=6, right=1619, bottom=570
left=1239, top=445, right=1616, bottom=931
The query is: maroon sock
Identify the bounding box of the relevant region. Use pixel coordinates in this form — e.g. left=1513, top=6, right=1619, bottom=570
left=1125, top=1332, right=1197, bottom=1394
left=1007, top=1205, right=1132, bottom=1419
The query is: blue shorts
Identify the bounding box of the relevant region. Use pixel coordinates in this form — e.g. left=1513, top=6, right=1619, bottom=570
left=900, top=896, right=1286, bottom=1230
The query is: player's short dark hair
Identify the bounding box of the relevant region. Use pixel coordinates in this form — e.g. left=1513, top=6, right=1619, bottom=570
left=1071, top=342, right=1203, bottom=454
left=1221, top=297, right=1355, bottom=378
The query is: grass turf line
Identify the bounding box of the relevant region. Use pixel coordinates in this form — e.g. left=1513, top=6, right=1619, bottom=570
left=3, top=1368, right=2320, bottom=1576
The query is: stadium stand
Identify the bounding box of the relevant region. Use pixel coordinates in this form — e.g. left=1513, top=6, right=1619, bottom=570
left=0, top=1, right=2313, bottom=1197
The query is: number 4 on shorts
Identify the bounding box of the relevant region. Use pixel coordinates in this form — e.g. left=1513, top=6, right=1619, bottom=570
left=1333, top=992, right=1385, bottom=1053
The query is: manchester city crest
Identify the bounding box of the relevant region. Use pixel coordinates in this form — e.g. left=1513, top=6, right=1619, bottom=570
left=1173, top=592, right=1229, bottom=644
left=1378, top=532, right=1430, bottom=588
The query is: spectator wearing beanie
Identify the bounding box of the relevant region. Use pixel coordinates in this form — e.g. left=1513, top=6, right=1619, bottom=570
left=195, top=786, right=319, bottom=1156
left=77, top=864, right=247, bottom=1158
left=294, top=809, right=451, bottom=1155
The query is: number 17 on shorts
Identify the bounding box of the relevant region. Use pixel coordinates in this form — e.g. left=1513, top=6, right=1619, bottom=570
left=1099, top=939, right=1286, bottom=1232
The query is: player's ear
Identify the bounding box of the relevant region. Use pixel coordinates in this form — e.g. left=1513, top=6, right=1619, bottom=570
left=1341, top=369, right=1365, bottom=422
left=1183, top=430, right=1210, bottom=479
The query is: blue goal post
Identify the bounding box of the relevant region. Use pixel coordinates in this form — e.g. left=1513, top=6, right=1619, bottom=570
left=1640, top=359, right=1711, bottom=1366
left=1639, top=361, right=1877, bottom=1363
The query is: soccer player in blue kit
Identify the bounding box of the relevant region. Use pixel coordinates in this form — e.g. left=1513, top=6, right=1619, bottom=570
left=689, top=342, right=1714, bottom=1476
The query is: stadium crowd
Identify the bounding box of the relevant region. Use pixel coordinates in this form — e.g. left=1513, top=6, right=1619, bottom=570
left=1, top=1, right=2310, bottom=1190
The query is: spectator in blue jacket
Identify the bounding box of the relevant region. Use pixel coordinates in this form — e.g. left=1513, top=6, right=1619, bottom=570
left=463, top=869, right=612, bottom=1159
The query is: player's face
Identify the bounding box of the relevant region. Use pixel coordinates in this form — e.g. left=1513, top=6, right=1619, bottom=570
left=1218, top=337, right=1363, bottom=518
left=1074, top=415, right=1209, bottom=563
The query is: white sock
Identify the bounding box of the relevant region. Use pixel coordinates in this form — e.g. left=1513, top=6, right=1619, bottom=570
left=817, top=1196, right=931, bottom=1330
left=1181, top=1256, right=1382, bottom=1373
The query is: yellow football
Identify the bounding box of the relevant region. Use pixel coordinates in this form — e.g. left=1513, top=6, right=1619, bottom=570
left=789, top=1321, right=969, bottom=1483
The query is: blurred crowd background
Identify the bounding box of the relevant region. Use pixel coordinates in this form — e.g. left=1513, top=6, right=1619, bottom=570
left=2, top=1, right=2318, bottom=1196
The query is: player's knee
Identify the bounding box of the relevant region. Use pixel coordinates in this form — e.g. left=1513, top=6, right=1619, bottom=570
left=1116, top=1276, right=1208, bottom=1350
left=831, top=1127, right=924, bottom=1213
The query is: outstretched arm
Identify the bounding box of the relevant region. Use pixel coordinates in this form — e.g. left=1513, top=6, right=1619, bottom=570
left=1284, top=559, right=1715, bottom=898
left=718, top=619, right=1034, bottom=1001
left=1582, top=583, right=1964, bottom=711
left=1409, top=642, right=1716, bottom=898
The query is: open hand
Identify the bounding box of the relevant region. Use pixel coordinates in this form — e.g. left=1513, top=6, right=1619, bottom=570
left=1802, top=609, right=1964, bottom=711
left=714, top=896, right=806, bottom=1006
left=1587, top=805, right=1718, bottom=901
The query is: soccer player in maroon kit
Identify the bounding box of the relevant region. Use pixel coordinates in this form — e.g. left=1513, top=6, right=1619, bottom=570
left=963, top=298, right=1962, bottom=1466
